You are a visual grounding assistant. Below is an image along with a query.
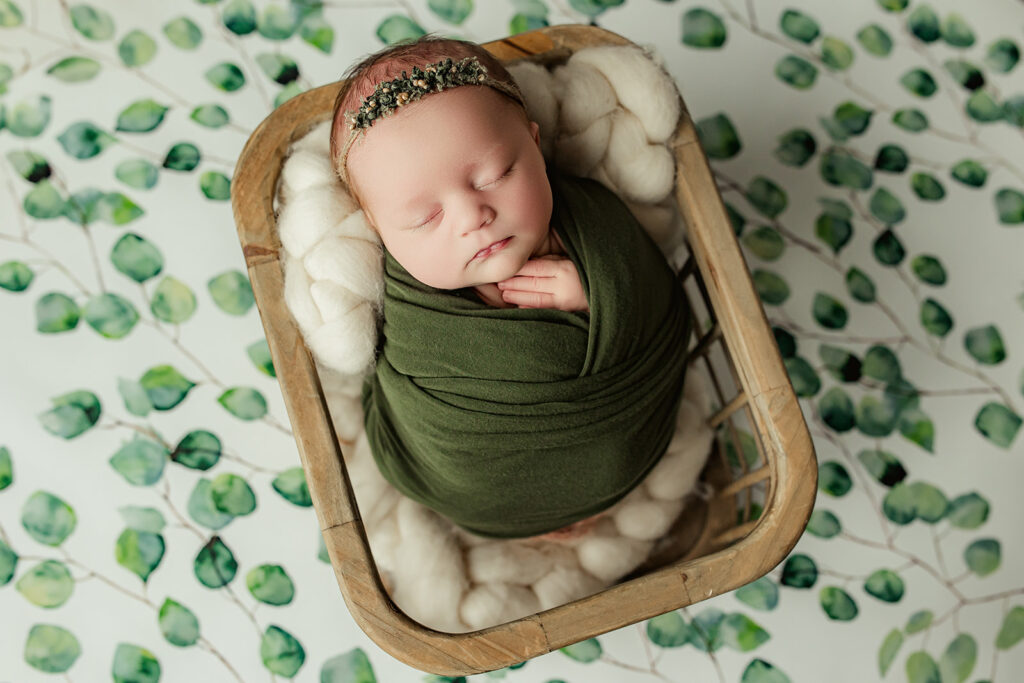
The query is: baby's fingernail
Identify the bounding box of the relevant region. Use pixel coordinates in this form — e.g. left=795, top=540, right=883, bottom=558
left=496, top=282, right=506, bottom=289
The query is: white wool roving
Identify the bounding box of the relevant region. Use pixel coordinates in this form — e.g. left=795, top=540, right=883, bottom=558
left=460, top=583, right=540, bottom=631
left=601, top=109, right=676, bottom=204
left=553, top=116, right=612, bottom=178
left=278, top=186, right=359, bottom=259
left=570, top=46, right=681, bottom=143
left=466, top=542, right=553, bottom=585
left=506, top=61, right=558, bottom=158
left=552, top=60, right=618, bottom=136
left=274, top=44, right=719, bottom=634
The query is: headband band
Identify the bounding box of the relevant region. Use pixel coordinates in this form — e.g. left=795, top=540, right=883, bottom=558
left=335, top=56, right=526, bottom=186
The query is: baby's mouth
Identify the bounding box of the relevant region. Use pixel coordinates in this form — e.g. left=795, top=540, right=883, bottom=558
left=471, top=236, right=512, bottom=262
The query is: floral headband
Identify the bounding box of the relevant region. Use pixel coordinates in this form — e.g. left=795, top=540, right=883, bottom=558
left=335, top=56, right=526, bottom=186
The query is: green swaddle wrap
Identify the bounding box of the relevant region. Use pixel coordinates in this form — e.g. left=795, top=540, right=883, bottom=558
left=362, top=168, right=692, bottom=538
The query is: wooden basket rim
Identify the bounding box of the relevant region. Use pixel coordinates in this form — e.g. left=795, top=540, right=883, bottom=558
left=230, top=24, right=817, bottom=676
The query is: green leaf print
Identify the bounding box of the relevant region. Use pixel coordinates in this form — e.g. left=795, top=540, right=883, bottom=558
left=938, top=633, right=976, bottom=683
left=21, top=490, right=77, bottom=545
left=0, top=260, right=34, bottom=291
left=163, top=16, right=203, bottom=49
left=878, top=629, right=903, bottom=675
left=115, top=159, right=159, bottom=189
left=940, top=13, right=975, bottom=48
left=906, top=610, right=934, bottom=634
left=779, top=9, right=819, bottom=44
left=994, top=188, right=1024, bottom=224
left=172, top=430, right=222, bottom=471
left=109, top=437, right=168, bottom=486
left=947, top=492, right=989, bottom=529
left=646, top=611, right=692, bottom=647
left=996, top=606, right=1024, bottom=650
left=0, top=0, right=24, bottom=26
left=190, top=104, right=229, bottom=128
left=188, top=479, right=234, bottom=530
left=139, top=365, right=196, bottom=410
left=38, top=390, right=100, bottom=438
left=300, top=15, right=333, bottom=53
left=247, top=564, right=295, bottom=605
left=24, top=624, right=81, bottom=673
left=780, top=554, right=817, bottom=588
left=857, top=24, right=892, bottom=56
left=560, top=637, right=602, bottom=662
left=907, top=5, right=940, bottom=43
left=858, top=449, right=906, bottom=486
left=221, top=0, right=256, bottom=35
left=115, top=528, right=165, bottom=581
left=210, top=473, right=256, bottom=515
left=163, top=142, right=201, bottom=171
left=741, top=659, right=791, bottom=683
left=150, top=276, right=197, bottom=324
left=111, top=643, right=161, bottom=683
left=985, top=38, right=1020, bottom=73
left=118, top=505, right=166, bottom=533
left=16, top=560, right=73, bottom=607
left=205, top=62, right=245, bottom=92
left=682, top=8, right=726, bottom=49
left=375, top=15, right=425, bottom=45
left=428, top=0, right=474, bottom=25
left=69, top=4, right=115, bottom=41
left=320, top=648, right=377, bottom=683
left=194, top=536, right=238, bottom=587
left=821, top=37, right=853, bottom=70
left=7, top=95, right=51, bottom=137
left=260, top=625, right=305, bottom=677
left=159, top=598, right=200, bottom=647
left=775, top=55, right=817, bottom=89
left=974, top=403, right=1021, bottom=448
left=118, top=30, right=157, bottom=67
left=963, top=538, right=1000, bottom=576
left=116, top=99, right=168, bottom=133
left=774, top=129, right=816, bottom=166
left=46, top=56, right=100, bottom=82
left=874, top=144, right=908, bottom=172
left=893, top=108, right=929, bottom=132
left=900, top=68, right=937, bottom=97
left=257, top=4, right=297, bottom=40
left=199, top=171, right=231, bottom=200
left=84, top=293, right=139, bottom=339
left=271, top=468, right=311, bottom=506
left=57, top=121, right=116, bottom=159
left=863, top=569, right=904, bottom=602
left=819, top=586, right=857, bottom=620
left=696, top=113, right=741, bottom=159
left=806, top=510, right=841, bottom=538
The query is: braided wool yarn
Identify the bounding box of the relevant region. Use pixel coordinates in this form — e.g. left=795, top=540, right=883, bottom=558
left=276, top=44, right=714, bottom=632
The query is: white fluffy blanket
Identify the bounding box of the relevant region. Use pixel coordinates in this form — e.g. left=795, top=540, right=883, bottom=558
left=275, top=44, right=715, bottom=632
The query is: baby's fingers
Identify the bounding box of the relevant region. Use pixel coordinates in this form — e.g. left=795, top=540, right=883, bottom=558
left=497, top=275, right=550, bottom=292
left=512, top=258, right=563, bottom=277
left=500, top=289, right=554, bottom=309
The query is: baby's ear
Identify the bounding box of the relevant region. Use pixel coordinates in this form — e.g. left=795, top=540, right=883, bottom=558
left=529, top=120, right=541, bottom=147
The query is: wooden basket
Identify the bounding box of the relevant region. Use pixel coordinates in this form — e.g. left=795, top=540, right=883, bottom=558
left=231, top=24, right=817, bottom=676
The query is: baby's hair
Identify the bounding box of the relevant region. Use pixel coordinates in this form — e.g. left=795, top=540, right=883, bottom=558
left=329, top=35, right=526, bottom=185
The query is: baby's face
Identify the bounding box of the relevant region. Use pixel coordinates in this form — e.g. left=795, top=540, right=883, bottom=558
left=346, top=86, right=552, bottom=290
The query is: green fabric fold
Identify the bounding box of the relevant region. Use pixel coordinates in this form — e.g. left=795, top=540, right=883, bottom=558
left=362, top=168, right=692, bottom=538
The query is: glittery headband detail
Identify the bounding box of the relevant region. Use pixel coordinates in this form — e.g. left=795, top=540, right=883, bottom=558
left=336, top=56, right=526, bottom=186
left=344, top=56, right=521, bottom=131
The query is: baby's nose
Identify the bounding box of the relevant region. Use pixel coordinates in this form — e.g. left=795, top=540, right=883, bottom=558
left=462, top=204, right=495, bottom=235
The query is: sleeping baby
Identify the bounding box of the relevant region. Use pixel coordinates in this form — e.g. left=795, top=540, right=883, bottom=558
left=330, top=36, right=693, bottom=539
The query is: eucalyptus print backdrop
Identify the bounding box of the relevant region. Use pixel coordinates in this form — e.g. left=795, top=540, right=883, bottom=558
left=1, top=0, right=1022, bottom=681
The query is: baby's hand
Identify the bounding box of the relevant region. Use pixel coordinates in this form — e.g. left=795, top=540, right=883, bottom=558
left=497, top=256, right=589, bottom=312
